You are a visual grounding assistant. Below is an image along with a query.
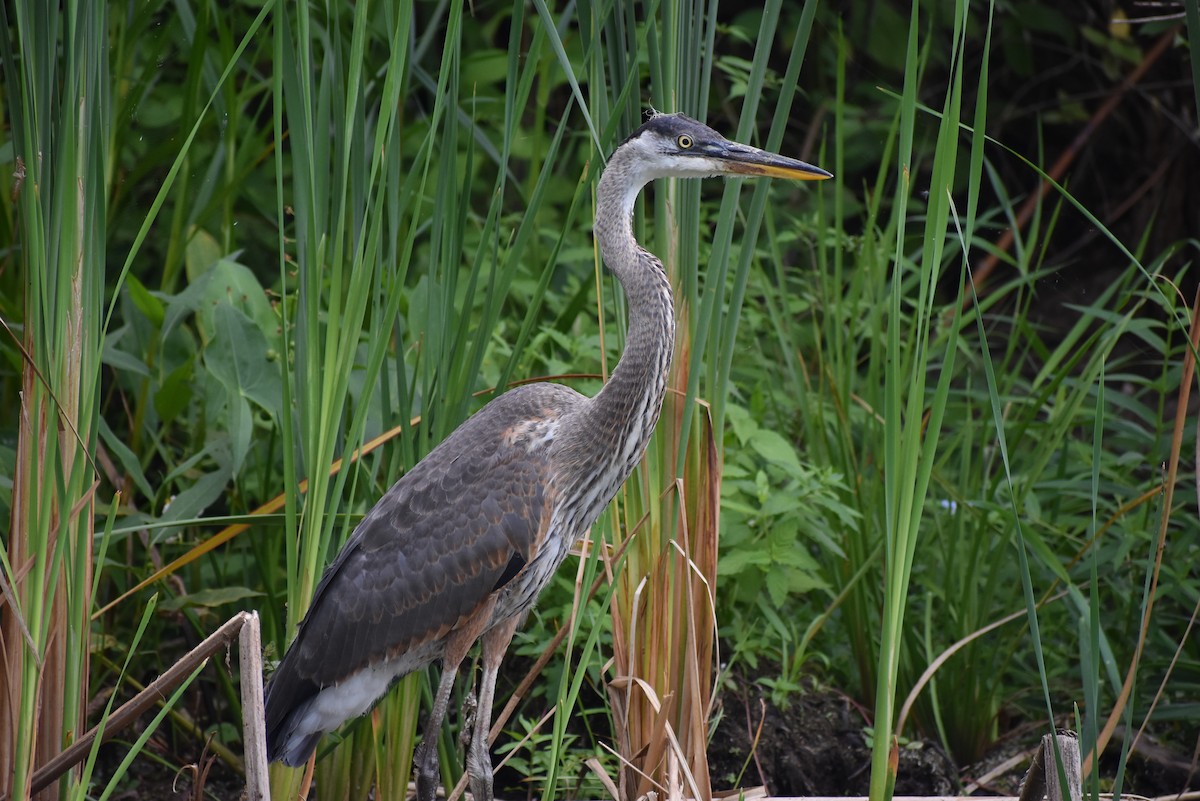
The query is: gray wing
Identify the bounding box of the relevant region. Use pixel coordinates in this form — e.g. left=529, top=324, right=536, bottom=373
left=264, top=385, right=577, bottom=755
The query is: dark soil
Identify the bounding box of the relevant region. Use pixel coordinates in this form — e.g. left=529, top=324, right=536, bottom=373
left=708, top=671, right=1199, bottom=798
left=708, top=674, right=958, bottom=797
left=88, top=734, right=245, bottom=801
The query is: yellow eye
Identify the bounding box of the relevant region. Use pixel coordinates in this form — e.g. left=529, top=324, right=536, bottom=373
left=677, top=134, right=693, bottom=149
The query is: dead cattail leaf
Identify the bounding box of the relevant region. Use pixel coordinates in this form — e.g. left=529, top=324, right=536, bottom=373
left=585, top=756, right=622, bottom=801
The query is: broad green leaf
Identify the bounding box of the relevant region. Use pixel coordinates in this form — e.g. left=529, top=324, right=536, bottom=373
left=184, top=226, right=224, bottom=284
left=154, top=358, right=195, bottom=425
left=725, top=403, right=758, bottom=445
left=163, top=258, right=278, bottom=345
left=748, top=428, right=803, bottom=472
left=101, top=338, right=151, bottom=377
left=223, top=391, right=254, bottom=477
left=126, top=274, right=165, bottom=328
left=156, top=463, right=232, bottom=543
left=788, top=571, right=830, bottom=595
left=717, top=548, right=772, bottom=575
left=765, top=570, right=789, bottom=607
left=205, top=301, right=283, bottom=425
left=760, top=493, right=804, bottom=517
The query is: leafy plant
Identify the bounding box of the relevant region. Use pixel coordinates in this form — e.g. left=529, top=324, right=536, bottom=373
left=719, top=403, right=851, bottom=611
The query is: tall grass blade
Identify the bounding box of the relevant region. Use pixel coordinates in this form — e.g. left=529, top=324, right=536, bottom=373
left=869, top=1, right=977, bottom=797
left=0, top=2, right=108, bottom=798
left=269, top=0, right=422, bottom=795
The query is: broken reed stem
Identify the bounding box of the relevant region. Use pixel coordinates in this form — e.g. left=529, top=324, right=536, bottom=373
left=1, top=611, right=264, bottom=801
left=240, top=612, right=270, bottom=801
left=1019, top=731, right=1083, bottom=801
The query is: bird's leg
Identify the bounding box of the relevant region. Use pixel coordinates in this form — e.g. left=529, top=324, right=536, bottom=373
left=467, top=616, right=520, bottom=801
left=459, top=679, right=477, bottom=750
left=415, top=657, right=462, bottom=801
left=417, top=601, right=498, bottom=801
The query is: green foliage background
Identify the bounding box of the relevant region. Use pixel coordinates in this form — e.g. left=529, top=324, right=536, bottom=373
left=2, top=0, right=1198, bottom=798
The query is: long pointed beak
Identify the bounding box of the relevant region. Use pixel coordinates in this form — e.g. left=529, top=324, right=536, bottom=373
left=715, top=142, right=832, bottom=181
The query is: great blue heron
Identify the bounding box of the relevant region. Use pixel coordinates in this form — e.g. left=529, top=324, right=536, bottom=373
left=263, top=112, right=830, bottom=801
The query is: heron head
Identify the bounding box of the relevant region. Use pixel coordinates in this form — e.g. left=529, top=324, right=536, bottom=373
left=617, top=112, right=832, bottom=183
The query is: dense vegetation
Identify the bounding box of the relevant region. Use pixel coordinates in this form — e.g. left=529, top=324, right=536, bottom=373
left=2, top=1, right=1198, bottom=800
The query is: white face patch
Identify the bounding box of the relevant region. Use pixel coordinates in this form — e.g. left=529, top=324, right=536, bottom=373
left=625, top=128, right=736, bottom=181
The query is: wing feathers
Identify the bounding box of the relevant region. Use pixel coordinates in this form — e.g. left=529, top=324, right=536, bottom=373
left=265, top=386, right=579, bottom=759
left=492, top=551, right=528, bottom=592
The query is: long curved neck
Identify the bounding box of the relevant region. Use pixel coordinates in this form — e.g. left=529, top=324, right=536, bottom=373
left=578, top=149, right=676, bottom=476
